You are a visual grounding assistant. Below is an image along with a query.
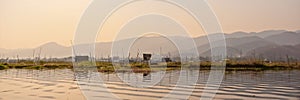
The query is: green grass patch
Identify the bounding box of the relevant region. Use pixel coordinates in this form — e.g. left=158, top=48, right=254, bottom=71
left=0, top=64, right=8, bottom=70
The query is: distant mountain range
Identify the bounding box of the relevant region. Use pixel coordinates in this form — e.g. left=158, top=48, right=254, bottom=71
left=1, top=30, right=300, bottom=61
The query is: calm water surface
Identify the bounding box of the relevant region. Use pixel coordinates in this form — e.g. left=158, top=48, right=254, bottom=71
left=0, top=69, right=299, bottom=100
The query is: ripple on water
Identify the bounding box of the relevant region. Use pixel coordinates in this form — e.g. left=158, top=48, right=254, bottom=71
left=0, top=69, right=299, bottom=100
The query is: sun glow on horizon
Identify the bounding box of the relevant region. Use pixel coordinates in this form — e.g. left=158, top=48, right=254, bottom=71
left=0, top=0, right=299, bottom=49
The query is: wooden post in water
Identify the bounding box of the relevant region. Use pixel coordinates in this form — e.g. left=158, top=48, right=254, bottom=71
left=32, top=50, right=36, bottom=65
left=296, top=59, right=298, bottom=66
left=286, top=55, right=290, bottom=67
left=17, top=54, right=19, bottom=63
left=169, top=70, right=172, bottom=86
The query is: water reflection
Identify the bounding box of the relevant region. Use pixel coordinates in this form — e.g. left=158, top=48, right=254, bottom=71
left=0, top=69, right=299, bottom=100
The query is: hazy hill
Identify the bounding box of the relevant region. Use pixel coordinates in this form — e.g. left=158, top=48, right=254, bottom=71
left=254, top=30, right=287, bottom=38
left=0, top=42, right=71, bottom=58
left=225, top=31, right=251, bottom=38
left=0, top=30, right=300, bottom=60
left=223, top=30, right=287, bottom=38
left=248, top=44, right=300, bottom=60
left=264, top=31, right=300, bottom=45
left=36, top=42, right=71, bottom=58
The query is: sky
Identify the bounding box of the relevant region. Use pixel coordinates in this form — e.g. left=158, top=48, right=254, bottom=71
left=0, top=0, right=300, bottom=49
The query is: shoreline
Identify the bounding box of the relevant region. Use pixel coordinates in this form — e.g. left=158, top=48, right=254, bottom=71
left=1, top=61, right=299, bottom=73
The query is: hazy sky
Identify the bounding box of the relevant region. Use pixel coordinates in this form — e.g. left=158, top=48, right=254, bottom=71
left=0, top=0, right=300, bottom=49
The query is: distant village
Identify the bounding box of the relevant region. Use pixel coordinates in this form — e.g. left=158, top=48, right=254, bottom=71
left=0, top=52, right=296, bottom=65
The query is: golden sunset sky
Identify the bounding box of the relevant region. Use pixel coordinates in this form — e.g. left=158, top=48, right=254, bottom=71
left=0, top=0, right=300, bottom=49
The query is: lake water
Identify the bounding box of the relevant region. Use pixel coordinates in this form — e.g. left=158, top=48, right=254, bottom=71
left=0, top=69, right=299, bottom=100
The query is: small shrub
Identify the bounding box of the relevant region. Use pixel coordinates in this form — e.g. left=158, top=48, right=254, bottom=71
left=0, top=65, right=8, bottom=70
left=24, top=66, right=43, bottom=70
left=14, top=65, right=28, bottom=69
